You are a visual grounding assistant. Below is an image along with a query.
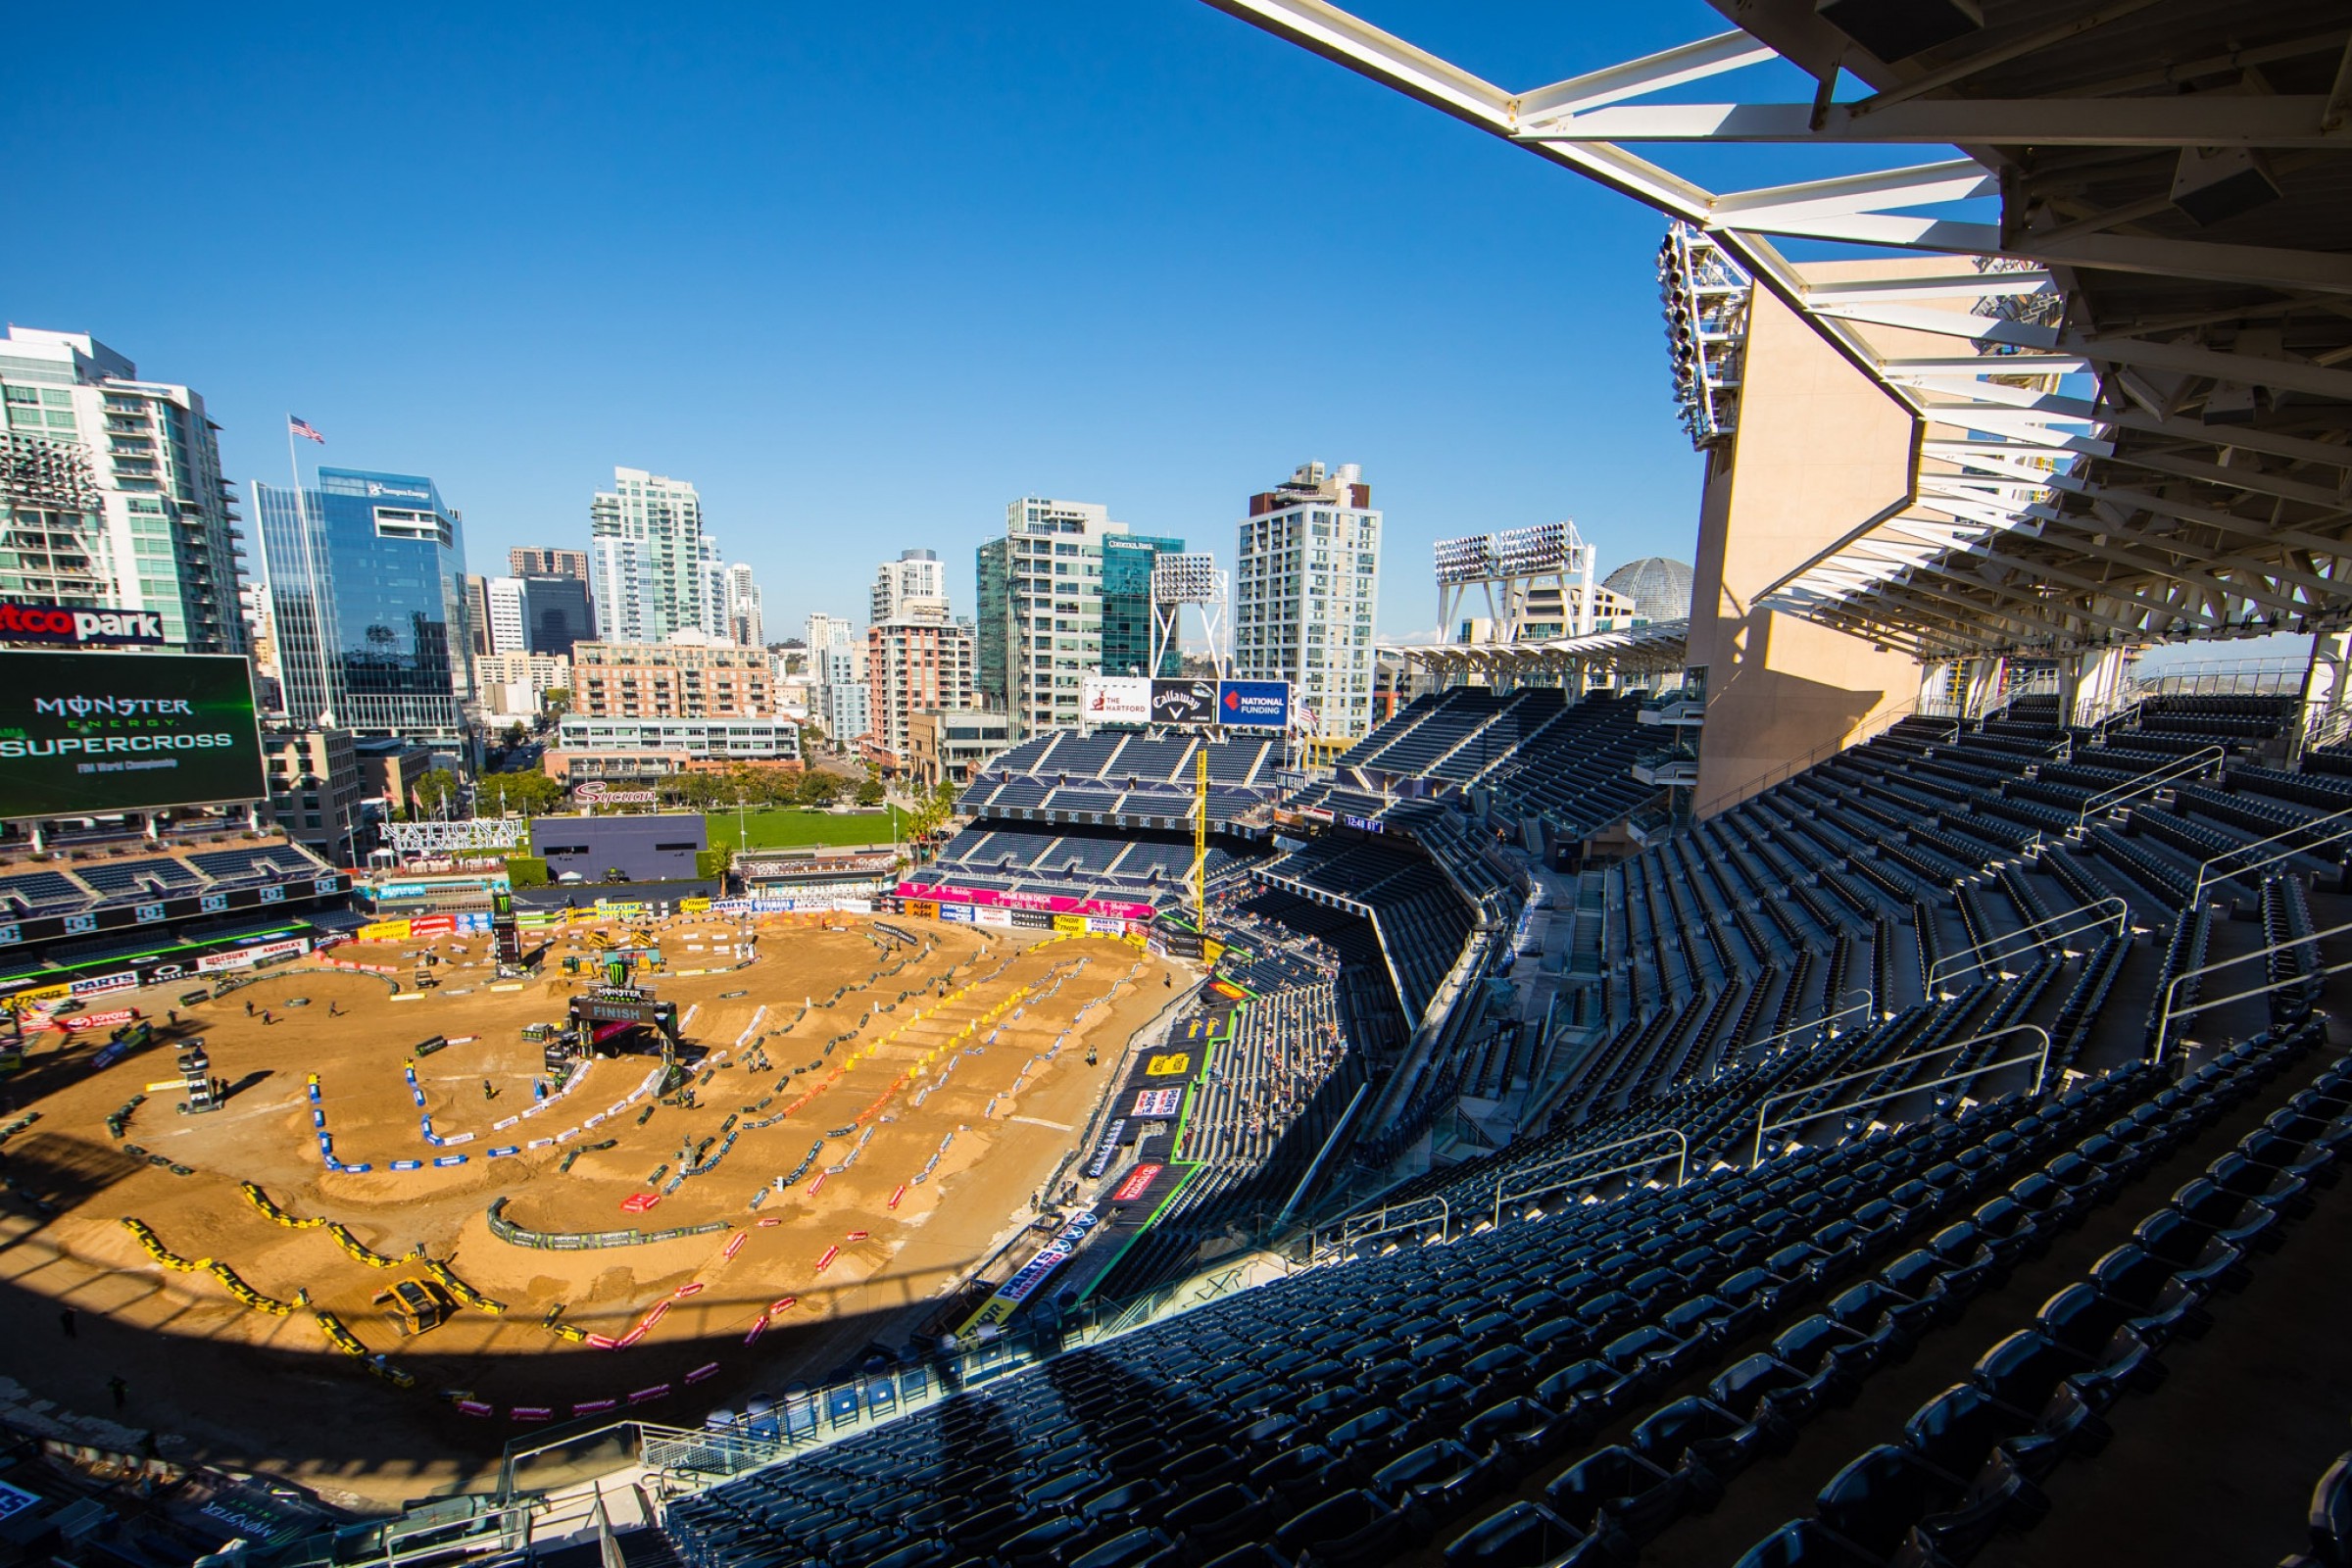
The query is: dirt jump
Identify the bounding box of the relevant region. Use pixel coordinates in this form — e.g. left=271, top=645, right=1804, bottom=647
left=0, top=912, right=1176, bottom=1509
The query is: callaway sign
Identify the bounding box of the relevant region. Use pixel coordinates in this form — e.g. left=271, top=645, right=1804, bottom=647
left=0, top=603, right=167, bottom=647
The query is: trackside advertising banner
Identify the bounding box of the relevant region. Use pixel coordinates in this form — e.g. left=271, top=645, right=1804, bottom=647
left=958, top=1210, right=1100, bottom=1332
left=895, top=881, right=1153, bottom=922
left=196, top=937, right=310, bottom=973
left=0, top=651, right=265, bottom=816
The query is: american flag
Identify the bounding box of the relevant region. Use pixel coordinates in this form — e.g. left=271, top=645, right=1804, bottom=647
left=288, top=416, right=325, bottom=444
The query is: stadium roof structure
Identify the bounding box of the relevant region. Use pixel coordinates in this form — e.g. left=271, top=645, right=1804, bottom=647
left=1205, top=0, right=2352, bottom=662
left=1380, top=615, right=1689, bottom=680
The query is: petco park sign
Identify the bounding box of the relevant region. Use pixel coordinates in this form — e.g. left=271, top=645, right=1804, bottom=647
left=0, top=602, right=167, bottom=647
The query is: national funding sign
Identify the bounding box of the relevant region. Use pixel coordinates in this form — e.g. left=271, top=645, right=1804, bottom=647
left=0, top=651, right=266, bottom=819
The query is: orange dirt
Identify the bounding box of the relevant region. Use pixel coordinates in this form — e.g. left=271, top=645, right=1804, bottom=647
left=0, top=915, right=1177, bottom=1508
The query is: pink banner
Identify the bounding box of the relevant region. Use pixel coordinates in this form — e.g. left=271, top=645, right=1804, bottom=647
left=896, top=881, right=1153, bottom=922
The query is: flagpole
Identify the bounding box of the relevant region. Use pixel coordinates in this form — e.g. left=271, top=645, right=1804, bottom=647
left=286, top=419, right=349, bottom=865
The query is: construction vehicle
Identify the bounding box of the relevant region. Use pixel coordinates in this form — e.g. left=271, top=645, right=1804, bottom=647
left=372, top=1278, right=455, bottom=1337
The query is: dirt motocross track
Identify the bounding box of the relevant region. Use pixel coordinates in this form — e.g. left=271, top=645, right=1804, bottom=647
left=0, top=914, right=1175, bottom=1506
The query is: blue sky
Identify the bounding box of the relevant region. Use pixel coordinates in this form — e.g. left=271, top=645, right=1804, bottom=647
left=4, top=2, right=1749, bottom=640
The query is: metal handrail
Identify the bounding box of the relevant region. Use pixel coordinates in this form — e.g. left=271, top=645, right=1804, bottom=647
left=1491, top=1127, right=1689, bottom=1228
left=1319, top=1194, right=1450, bottom=1258
left=1724, top=990, right=1877, bottom=1073
left=2149, top=960, right=2352, bottom=1069
left=2075, top=745, right=2225, bottom=828
left=2189, top=802, right=2352, bottom=905
left=1926, top=896, right=2129, bottom=994
left=2150, top=913, right=2352, bottom=1064
left=1748, top=1024, right=2052, bottom=1168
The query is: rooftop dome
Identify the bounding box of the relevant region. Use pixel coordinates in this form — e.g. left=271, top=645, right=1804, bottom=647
left=1602, top=557, right=1693, bottom=622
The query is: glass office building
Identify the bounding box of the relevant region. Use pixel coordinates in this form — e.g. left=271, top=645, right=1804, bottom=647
left=1101, top=532, right=1184, bottom=679
left=253, top=467, right=471, bottom=744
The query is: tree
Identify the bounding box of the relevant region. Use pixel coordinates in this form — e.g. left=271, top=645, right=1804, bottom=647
left=855, top=778, right=885, bottom=808
left=414, top=767, right=463, bottom=817
left=479, top=769, right=564, bottom=817
left=797, top=770, right=843, bottom=808
left=501, top=720, right=529, bottom=751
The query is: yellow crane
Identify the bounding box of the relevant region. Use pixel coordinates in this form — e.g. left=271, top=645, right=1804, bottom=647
left=1190, top=745, right=1208, bottom=929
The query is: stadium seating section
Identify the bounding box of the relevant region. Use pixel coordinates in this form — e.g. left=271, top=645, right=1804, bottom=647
left=0, top=838, right=332, bottom=918
left=623, top=684, right=2352, bottom=1567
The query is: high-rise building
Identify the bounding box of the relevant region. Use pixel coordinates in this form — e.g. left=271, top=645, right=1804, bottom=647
left=725, top=562, right=764, bottom=647
left=0, top=327, right=246, bottom=653
left=517, top=574, right=594, bottom=656
left=252, top=466, right=471, bottom=744
left=510, top=545, right=588, bottom=580
left=588, top=467, right=720, bottom=642
left=816, top=643, right=869, bottom=747
left=464, top=574, right=495, bottom=656
left=483, top=576, right=528, bottom=654
left=865, top=604, right=975, bottom=769
left=976, top=498, right=1136, bottom=739
left=871, top=548, right=947, bottom=622
left=805, top=612, right=855, bottom=652
left=1234, top=461, right=1381, bottom=739
left=1102, top=531, right=1185, bottom=678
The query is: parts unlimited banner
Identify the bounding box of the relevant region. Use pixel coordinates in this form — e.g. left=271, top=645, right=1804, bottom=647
left=0, top=651, right=265, bottom=817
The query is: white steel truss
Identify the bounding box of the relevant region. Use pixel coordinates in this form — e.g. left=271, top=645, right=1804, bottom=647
left=1202, top=0, right=2352, bottom=661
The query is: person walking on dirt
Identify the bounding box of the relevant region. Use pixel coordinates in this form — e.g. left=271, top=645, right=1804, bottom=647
left=482, top=1079, right=496, bottom=1102
left=261, top=1010, right=271, bottom=1026
left=245, top=1000, right=254, bottom=1017
left=1086, top=1046, right=1098, bottom=1067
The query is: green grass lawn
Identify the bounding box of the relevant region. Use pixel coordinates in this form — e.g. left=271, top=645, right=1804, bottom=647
left=705, top=808, right=901, bottom=852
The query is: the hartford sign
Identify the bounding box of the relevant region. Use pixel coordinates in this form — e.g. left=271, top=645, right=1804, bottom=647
left=0, top=602, right=167, bottom=647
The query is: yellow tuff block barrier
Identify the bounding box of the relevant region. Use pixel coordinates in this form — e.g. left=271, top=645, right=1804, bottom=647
left=240, top=1181, right=323, bottom=1228
left=326, top=1223, right=401, bottom=1269
left=420, top=1256, right=508, bottom=1314
left=121, top=1217, right=201, bottom=1271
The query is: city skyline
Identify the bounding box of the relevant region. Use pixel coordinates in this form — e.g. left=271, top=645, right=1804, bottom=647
left=3, top=5, right=1714, bottom=645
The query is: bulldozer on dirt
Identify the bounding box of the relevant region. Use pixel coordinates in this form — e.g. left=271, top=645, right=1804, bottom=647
left=372, top=1277, right=456, bottom=1337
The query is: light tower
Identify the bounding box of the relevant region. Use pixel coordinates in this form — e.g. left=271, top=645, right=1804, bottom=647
left=1433, top=521, right=1596, bottom=649
left=1150, top=553, right=1228, bottom=679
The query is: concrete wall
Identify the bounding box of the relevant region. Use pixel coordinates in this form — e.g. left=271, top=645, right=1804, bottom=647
left=1688, top=272, right=1927, bottom=816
